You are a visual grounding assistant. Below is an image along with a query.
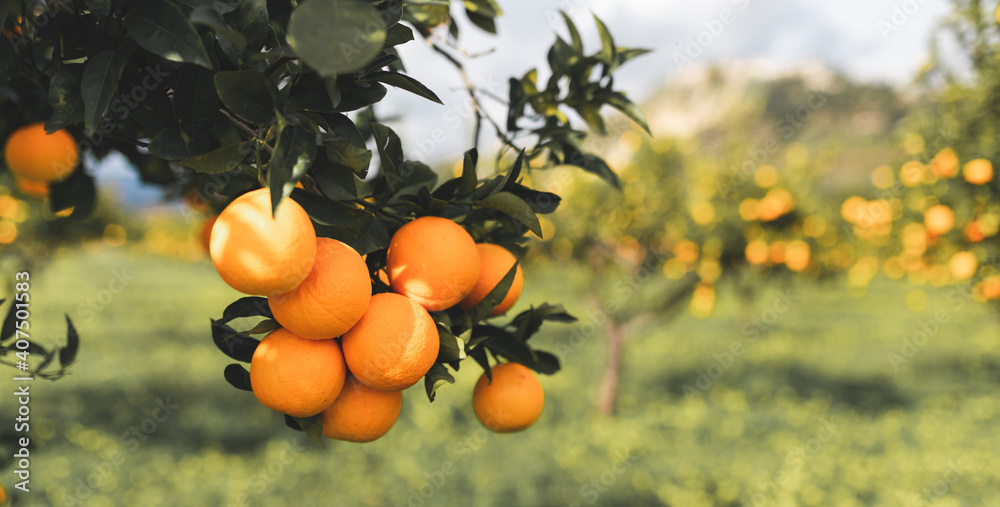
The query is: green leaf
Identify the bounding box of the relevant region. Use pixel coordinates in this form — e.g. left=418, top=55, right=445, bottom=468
left=403, top=1, right=450, bottom=29
left=289, top=414, right=325, bottom=448
left=46, top=64, right=86, bottom=132
left=267, top=119, right=317, bottom=215
left=311, top=150, right=360, bottom=200
left=49, top=168, right=96, bottom=218
left=81, top=45, right=133, bottom=136
left=224, top=0, right=269, bottom=52
left=469, top=346, right=491, bottom=381
left=58, top=316, right=80, bottom=367
left=424, top=363, right=455, bottom=402
left=190, top=6, right=248, bottom=55
left=218, top=297, right=273, bottom=325
left=214, top=70, right=277, bottom=124
left=173, top=65, right=220, bottom=138
left=479, top=192, right=543, bottom=237
left=290, top=189, right=368, bottom=226
left=574, top=101, right=606, bottom=136
left=247, top=319, right=281, bottom=335
left=368, top=71, right=442, bottom=104
left=371, top=122, right=403, bottom=190
left=223, top=363, right=253, bottom=391
left=84, top=0, right=111, bottom=16
left=210, top=319, right=260, bottom=363
left=287, top=0, right=387, bottom=77
left=560, top=11, right=582, bottom=54
left=436, top=324, right=467, bottom=362
left=178, top=142, right=251, bottom=174
left=125, top=0, right=212, bottom=69
left=324, top=139, right=372, bottom=175
left=598, top=91, right=650, bottom=134
left=1, top=300, right=16, bottom=343
left=147, top=129, right=192, bottom=160
left=593, top=13, right=615, bottom=66
left=384, top=23, right=414, bottom=47
left=0, top=39, right=15, bottom=86
left=467, top=261, right=519, bottom=322
left=562, top=144, right=620, bottom=189
left=463, top=0, right=502, bottom=17
left=465, top=10, right=496, bottom=33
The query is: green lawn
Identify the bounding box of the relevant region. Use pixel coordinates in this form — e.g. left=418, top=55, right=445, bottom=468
left=2, top=249, right=999, bottom=506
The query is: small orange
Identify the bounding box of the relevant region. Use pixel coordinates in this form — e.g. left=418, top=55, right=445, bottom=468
left=15, top=178, right=49, bottom=199
left=342, top=293, right=439, bottom=391
left=460, top=244, right=523, bottom=316
left=321, top=374, right=403, bottom=442
left=949, top=251, right=978, bottom=280
left=472, top=362, right=544, bottom=433
left=268, top=238, right=372, bottom=340
left=963, top=158, right=993, bottom=185
left=387, top=216, right=480, bottom=311
left=209, top=188, right=316, bottom=296
left=4, top=123, right=78, bottom=182
left=249, top=328, right=346, bottom=417
left=924, top=205, right=955, bottom=236
left=784, top=240, right=811, bottom=272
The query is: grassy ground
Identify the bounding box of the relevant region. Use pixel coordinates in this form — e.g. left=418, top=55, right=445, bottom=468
left=1, top=248, right=999, bottom=506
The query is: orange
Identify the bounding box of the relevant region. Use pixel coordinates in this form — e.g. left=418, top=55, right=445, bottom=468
left=0, top=483, right=5, bottom=504
left=3, top=123, right=78, bottom=182
left=321, top=374, right=403, bottom=442
left=930, top=148, right=959, bottom=178
left=209, top=188, right=316, bottom=296
left=460, top=244, right=523, bottom=316
left=249, top=328, right=346, bottom=417
left=963, top=158, right=993, bottom=185
left=342, top=292, right=439, bottom=391
left=199, top=215, right=217, bottom=252
left=472, top=362, right=544, bottom=433
left=964, top=221, right=985, bottom=243
left=784, top=240, right=811, bottom=272
left=745, top=239, right=769, bottom=266
left=268, top=238, right=372, bottom=340
left=924, top=205, right=954, bottom=236
left=387, top=216, right=480, bottom=311
left=15, top=178, right=48, bottom=199
left=949, top=251, right=978, bottom=280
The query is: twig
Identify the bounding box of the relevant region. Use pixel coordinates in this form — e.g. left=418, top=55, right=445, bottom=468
left=220, top=108, right=273, bottom=154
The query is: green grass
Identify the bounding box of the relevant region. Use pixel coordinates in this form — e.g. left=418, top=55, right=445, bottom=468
left=2, top=249, right=999, bottom=506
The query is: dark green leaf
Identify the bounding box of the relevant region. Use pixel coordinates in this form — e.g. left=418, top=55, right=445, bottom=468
left=529, top=350, right=561, bottom=375
left=214, top=70, right=277, bottom=124
left=219, top=297, right=273, bottom=325
left=436, top=325, right=467, bottom=362
left=287, top=0, right=387, bottom=76
left=224, top=0, right=269, bottom=51
left=424, top=363, right=455, bottom=402
left=560, top=11, right=582, bottom=54
left=479, top=192, right=543, bottom=237
left=312, top=150, right=360, bottom=200
left=598, top=91, right=650, bottom=134
left=174, top=65, right=220, bottom=137
left=369, top=71, right=442, bottom=104
left=0, top=299, right=15, bottom=343
left=125, top=0, right=212, bottom=68
left=210, top=319, right=260, bottom=363
left=466, top=261, right=519, bottom=322
left=465, top=10, right=496, bottom=33
left=46, top=65, right=85, bottom=131
left=371, top=122, right=403, bottom=190
left=81, top=45, right=133, bottom=136
left=507, top=183, right=561, bottom=214
left=323, top=139, right=372, bottom=175
left=190, top=6, right=248, bottom=55
left=178, top=142, right=251, bottom=174
left=267, top=119, right=317, bottom=215
left=148, top=128, right=192, bottom=160
left=290, top=188, right=368, bottom=226
left=0, top=39, right=16, bottom=86
left=562, top=145, right=620, bottom=189
left=593, top=13, right=615, bottom=65
left=469, top=346, right=491, bottom=381
left=474, top=326, right=535, bottom=365
left=49, top=169, right=96, bottom=218
left=247, top=319, right=282, bottom=335
left=384, top=23, right=414, bottom=47
left=290, top=414, right=325, bottom=448
left=224, top=363, right=253, bottom=391
left=463, top=0, right=502, bottom=17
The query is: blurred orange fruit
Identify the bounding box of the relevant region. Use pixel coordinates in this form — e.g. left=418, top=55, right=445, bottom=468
left=963, top=158, right=993, bottom=185
left=209, top=188, right=316, bottom=296
left=460, top=244, right=524, bottom=316
left=15, top=178, right=48, bottom=199
left=321, top=374, right=403, bottom=442
left=249, top=328, right=346, bottom=417
left=930, top=148, right=960, bottom=178
left=473, top=362, right=544, bottom=433
left=387, top=216, right=480, bottom=311
left=949, top=251, right=978, bottom=280
left=923, top=205, right=954, bottom=236
left=268, top=238, right=371, bottom=340
left=342, top=293, right=439, bottom=391
left=4, top=123, right=78, bottom=182
left=784, top=240, right=811, bottom=272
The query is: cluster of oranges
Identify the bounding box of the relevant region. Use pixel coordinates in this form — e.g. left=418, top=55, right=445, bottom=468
left=209, top=188, right=544, bottom=441
left=2, top=122, right=79, bottom=199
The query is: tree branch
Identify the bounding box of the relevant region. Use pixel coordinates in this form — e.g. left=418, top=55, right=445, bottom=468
left=220, top=109, right=273, bottom=155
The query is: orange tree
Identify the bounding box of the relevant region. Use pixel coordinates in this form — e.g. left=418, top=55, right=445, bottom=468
left=1, top=0, right=650, bottom=441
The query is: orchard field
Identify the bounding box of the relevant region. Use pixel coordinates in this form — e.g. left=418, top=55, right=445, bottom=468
left=0, top=246, right=997, bottom=506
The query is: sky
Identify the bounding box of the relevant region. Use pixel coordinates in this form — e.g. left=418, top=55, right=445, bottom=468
left=106, top=0, right=955, bottom=206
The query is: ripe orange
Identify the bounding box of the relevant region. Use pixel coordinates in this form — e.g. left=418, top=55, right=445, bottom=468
left=460, top=244, right=524, bottom=316
left=209, top=188, right=316, bottom=296
left=472, top=362, right=544, bottom=433
left=964, top=221, right=985, bottom=243
left=930, top=148, right=959, bottom=178
left=249, top=328, right=346, bottom=417
left=321, top=374, right=403, bottom=442
left=268, top=238, right=372, bottom=340
left=199, top=215, right=217, bottom=252
left=15, top=178, right=48, bottom=199
left=784, top=240, right=811, bottom=272
left=387, top=216, right=480, bottom=311
left=342, top=292, right=439, bottom=391
left=963, top=158, right=993, bottom=185
left=949, top=251, right=978, bottom=280
left=924, top=205, right=955, bottom=236
left=4, top=123, right=78, bottom=182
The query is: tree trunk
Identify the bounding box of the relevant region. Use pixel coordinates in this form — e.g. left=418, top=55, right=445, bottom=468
left=597, top=320, right=627, bottom=416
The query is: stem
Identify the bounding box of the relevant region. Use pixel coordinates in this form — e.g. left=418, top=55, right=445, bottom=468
left=220, top=109, right=274, bottom=155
